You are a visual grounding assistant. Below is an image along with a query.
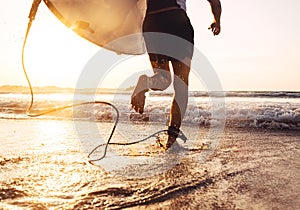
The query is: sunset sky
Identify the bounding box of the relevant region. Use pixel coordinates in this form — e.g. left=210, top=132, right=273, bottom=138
left=0, top=0, right=299, bottom=91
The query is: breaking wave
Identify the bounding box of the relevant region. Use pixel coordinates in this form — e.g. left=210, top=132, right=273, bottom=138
left=0, top=91, right=300, bottom=130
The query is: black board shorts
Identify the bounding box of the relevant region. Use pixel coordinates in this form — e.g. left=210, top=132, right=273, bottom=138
left=143, top=9, right=194, bottom=62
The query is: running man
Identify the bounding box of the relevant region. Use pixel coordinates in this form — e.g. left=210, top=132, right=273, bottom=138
left=131, top=0, right=222, bottom=149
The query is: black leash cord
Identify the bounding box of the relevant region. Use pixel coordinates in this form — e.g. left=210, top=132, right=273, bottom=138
left=22, top=5, right=121, bottom=162
left=87, top=129, right=169, bottom=162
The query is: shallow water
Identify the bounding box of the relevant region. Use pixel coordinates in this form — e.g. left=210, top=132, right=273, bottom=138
left=1, top=119, right=300, bottom=209
left=0, top=119, right=211, bottom=209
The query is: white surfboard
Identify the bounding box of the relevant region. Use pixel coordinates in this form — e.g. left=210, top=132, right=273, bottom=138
left=44, top=0, right=147, bottom=54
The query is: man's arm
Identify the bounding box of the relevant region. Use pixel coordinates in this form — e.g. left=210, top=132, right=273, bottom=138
left=207, top=0, right=222, bottom=35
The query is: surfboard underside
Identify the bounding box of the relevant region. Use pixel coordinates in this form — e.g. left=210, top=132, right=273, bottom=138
left=44, top=0, right=147, bottom=54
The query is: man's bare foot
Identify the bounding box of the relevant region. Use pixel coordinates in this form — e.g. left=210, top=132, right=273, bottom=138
left=131, top=75, right=148, bottom=114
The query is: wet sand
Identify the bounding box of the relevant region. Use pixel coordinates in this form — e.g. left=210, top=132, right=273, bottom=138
left=76, top=127, right=300, bottom=209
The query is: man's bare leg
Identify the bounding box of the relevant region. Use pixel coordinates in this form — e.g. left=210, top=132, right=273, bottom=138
left=166, top=58, right=190, bottom=149
left=131, top=60, right=171, bottom=114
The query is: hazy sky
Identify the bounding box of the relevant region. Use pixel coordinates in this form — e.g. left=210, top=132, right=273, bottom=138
left=0, top=0, right=300, bottom=91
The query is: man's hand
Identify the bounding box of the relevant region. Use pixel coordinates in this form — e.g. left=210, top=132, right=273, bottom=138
left=208, top=21, right=221, bottom=36
left=207, top=0, right=222, bottom=36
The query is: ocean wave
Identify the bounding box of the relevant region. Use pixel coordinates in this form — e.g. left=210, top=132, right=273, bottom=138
left=149, top=91, right=300, bottom=98
left=223, top=91, right=300, bottom=98
left=0, top=93, right=300, bottom=130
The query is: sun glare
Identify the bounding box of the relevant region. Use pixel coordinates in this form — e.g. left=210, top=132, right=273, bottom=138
left=23, top=4, right=99, bottom=88
left=36, top=121, right=76, bottom=152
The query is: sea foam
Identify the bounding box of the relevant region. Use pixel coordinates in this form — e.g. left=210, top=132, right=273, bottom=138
left=0, top=92, right=299, bottom=130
